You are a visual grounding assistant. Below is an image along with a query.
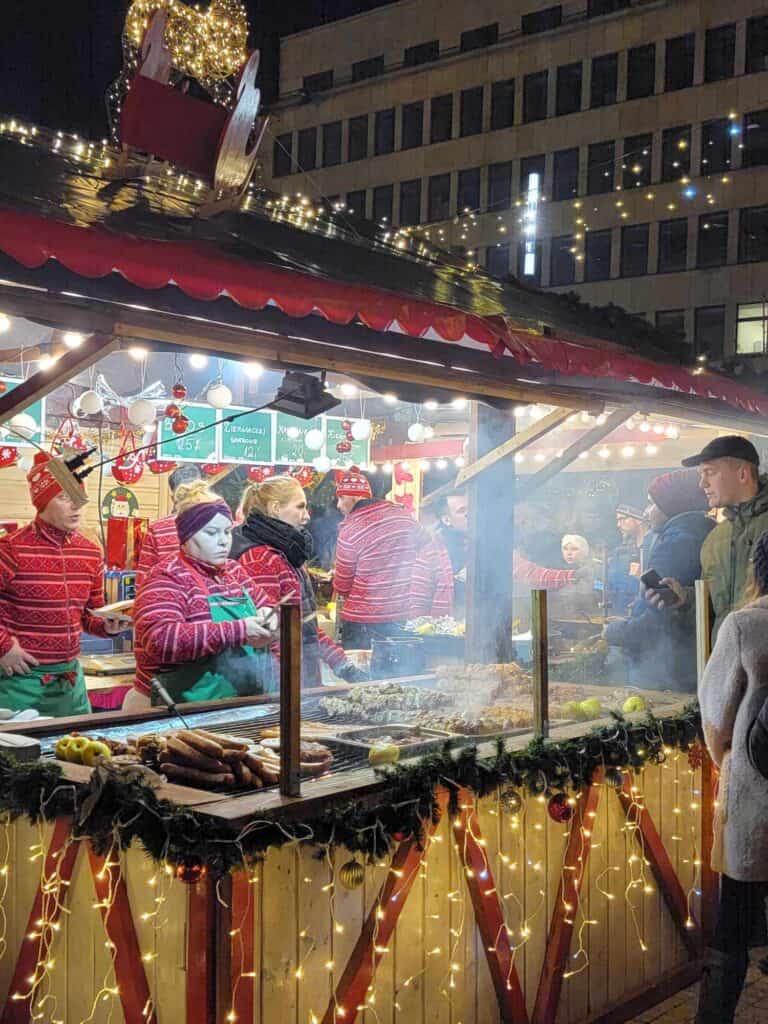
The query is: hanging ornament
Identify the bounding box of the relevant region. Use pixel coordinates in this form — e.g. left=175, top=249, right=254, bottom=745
left=407, top=422, right=426, bottom=443
left=165, top=403, right=181, bottom=419
left=338, top=859, right=365, bottom=890
left=0, top=382, right=6, bottom=394
left=312, top=454, right=332, bottom=473
left=341, top=419, right=352, bottom=432
left=500, top=788, right=523, bottom=814
left=0, top=446, right=19, bottom=469
left=604, top=766, right=624, bottom=790
left=350, top=419, right=371, bottom=441
left=8, top=413, right=38, bottom=440
left=78, top=390, right=103, bottom=416
left=206, top=382, right=232, bottom=410
left=127, top=398, right=156, bottom=428
left=687, top=742, right=704, bottom=771
left=175, top=861, right=207, bottom=885
left=336, top=440, right=352, bottom=454
left=172, top=382, right=188, bottom=401
left=345, top=431, right=354, bottom=441
left=292, top=466, right=314, bottom=487
left=247, top=466, right=266, bottom=482
left=305, top=428, right=324, bottom=451
left=547, top=793, right=575, bottom=823
left=172, top=415, right=190, bottom=435
left=147, top=456, right=177, bottom=474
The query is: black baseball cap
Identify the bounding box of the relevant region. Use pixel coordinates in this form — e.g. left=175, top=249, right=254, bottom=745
left=681, top=435, right=760, bottom=468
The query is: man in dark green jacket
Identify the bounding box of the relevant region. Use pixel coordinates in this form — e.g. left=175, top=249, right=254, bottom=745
left=648, top=436, right=768, bottom=638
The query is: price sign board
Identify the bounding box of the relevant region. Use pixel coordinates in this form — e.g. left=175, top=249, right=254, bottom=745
left=274, top=413, right=322, bottom=463
left=0, top=377, right=46, bottom=447
left=219, top=407, right=273, bottom=464
left=325, top=417, right=369, bottom=464
left=156, top=404, right=218, bottom=462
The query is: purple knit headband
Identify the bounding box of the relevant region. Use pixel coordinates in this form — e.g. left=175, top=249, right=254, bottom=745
left=176, top=500, right=232, bottom=545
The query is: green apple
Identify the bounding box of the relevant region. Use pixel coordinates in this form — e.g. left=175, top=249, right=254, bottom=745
left=622, top=695, right=647, bottom=714
left=65, top=736, right=90, bottom=763
left=368, top=743, right=400, bottom=765
left=561, top=701, right=586, bottom=721
left=579, top=698, right=603, bottom=720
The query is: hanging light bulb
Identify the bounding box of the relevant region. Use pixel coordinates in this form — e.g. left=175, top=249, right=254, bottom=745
left=665, top=425, right=680, bottom=439
left=128, top=346, right=148, bottom=361
left=639, top=418, right=651, bottom=433
left=454, top=456, right=465, bottom=468
left=420, top=460, right=431, bottom=471
left=244, top=362, right=264, bottom=379
left=621, top=445, right=636, bottom=458
left=645, top=444, right=658, bottom=456
left=382, top=393, right=398, bottom=405
left=598, top=447, right=610, bottom=459
left=189, top=354, right=208, bottom=370
left=0, top=313, right=10, bottom=333
left=451, top=397, right=468, bottom=411
left=63, top=332, right=85, bottom=349
left=423, top=400, right=438, bottom=411
left=436, top=459, right=448, bottom=470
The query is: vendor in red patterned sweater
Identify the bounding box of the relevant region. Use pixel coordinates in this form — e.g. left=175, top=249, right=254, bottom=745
left=126, top=481, right=276, bottom=710
left=334, top=467, right=453, bottom=650
left=135, top=464, right=201, bottom=589
left=0, top=452, right=129, bottom=716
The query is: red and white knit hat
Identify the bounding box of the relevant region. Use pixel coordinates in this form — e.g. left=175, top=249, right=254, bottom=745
left=336, top=466, right=372, bottom=499
left=27, top=452, right=64, bottom=512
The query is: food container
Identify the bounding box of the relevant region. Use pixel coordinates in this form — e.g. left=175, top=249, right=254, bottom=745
left=333, top=724, right=452, bottom=758
left=370, top=637, right=426, bottom=678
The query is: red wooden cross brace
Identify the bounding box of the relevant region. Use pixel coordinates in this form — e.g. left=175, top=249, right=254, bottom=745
left=452, top=789, right=529, bottom=1024
left=228, top=869, right=257, bottom=1024
left=0, top=817, right=80, bottom=1024
left=86, top=845, right=158, bottom=1024
left=186, top=873, right=217, bottom=1024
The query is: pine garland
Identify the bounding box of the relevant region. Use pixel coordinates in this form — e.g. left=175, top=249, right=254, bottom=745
left=0, top=707, right=702, bottom=876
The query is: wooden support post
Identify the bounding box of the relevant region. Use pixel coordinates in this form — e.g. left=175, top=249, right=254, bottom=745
left=531, top=590, right=549, bottom=739
left=186, top=872, right=217, bottom=1024
left=695, top=579, right=711, bottom=686
left=279, top=602, right=302, bottom=798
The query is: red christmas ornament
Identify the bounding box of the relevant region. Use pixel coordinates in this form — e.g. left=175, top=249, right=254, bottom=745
left=175, top=862, right=207, bottom=885
left=172, top=383, right=188, bottom=400
left=165, top=403, right=180, bottom=419
left=687, top=742, right=704, bottom=770
left=345, top=431, right=354, bottom=441
left=247, top=466, right=266, bottom=482
left=336, top=440, right=352, bottom=454
left=341, top=419, right=352, bottom=431
left=547, top=793, right=575, bottom=823
left=0, top=382, right=6, bottom=394
left=172, top=415, right=190, bottom=435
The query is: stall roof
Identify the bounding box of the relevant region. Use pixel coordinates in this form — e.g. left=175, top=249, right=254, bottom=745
left=0, top=121, right=767, bottom=421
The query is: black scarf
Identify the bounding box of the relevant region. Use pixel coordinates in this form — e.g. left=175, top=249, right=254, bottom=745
left=239, top=512, right=313, bottom=568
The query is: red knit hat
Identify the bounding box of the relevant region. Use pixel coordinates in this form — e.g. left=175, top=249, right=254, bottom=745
left=336, top=466, right=372, bottom=499
left=648, top=468, right=708, bottom=519
left=27, top=452, right=64, bottom=512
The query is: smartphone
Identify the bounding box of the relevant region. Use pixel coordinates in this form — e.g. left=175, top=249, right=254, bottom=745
left=640, top=569, right=676, bottom=604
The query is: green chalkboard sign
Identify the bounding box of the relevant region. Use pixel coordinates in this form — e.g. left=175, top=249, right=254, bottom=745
left=325, top=417, right=370, bottom=464
left=156, top=403, right=218, bottom=463
left=0, top=377, right=46, bottom=447
left=219, top=407, right=273, bottom=464
left=274, top=413, right=322, bottom=463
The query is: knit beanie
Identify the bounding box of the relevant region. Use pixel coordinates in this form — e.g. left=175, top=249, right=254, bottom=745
left=561, top=534, right=590, bottom=560
left=754, top=531, right=768, bottom=596
left=648, top=468, right=708, bottom=519
left=27, top=452, right=64, bottom=512
left=336, top=466, right=372, bottom=499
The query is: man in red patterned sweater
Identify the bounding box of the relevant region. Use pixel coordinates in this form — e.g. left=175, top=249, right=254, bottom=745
left=0, top=452, right=128, bottom=716
left=135, top=464, right=201, bottom=588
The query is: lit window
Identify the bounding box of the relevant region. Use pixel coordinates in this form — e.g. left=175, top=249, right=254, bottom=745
left=737, top=302, right=768, bottom=354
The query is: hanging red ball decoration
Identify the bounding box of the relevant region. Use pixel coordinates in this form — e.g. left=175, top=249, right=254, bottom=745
left=341, top=419, right=352, bottom=432
left=175, top=861, right=207, bottom=885
left=0, top=382, right=6, bottom=394
left=165, top=403, right=181, bottom=419
left=687, top=742, right=704, bottom=771
left=547, top=793, right=575, bottom=823
left=336, top=440, right=352, bottom=454
left=345, top=431, right=354, bottom=441
left=172, top=383, right=188, bottom=400
left=172, top=415, right=190, bottom=435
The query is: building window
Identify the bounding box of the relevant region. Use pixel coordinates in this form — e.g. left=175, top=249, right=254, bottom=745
left=521, top=154, right=546, bottom=192
left=374, top=109, right=395, bottom=155
left=488, top=161, right=513, bottom=210
left=701, top=118, right=732, bottom=174
left=627, top=43, right=655, bottom=100
left=373, top=184, right=393, bottom=223
left=623, top=133, right=652, bottom=188
left=743, top=109, right=768, bottom=168
left=552, top=148, right=579, bottom=200
left=746, top=15, right=768, bottom=74
left=352, top=56, right=384, bottom=82
left=704, top=24, right=736, bottom=82
left=523, top=71, right=548, bottom=123
left=739, top=205, right=768, bottom=263
left=522, top=6, right=562, bottom=35
left=430, top=94, right=453, bottom=143
left=665, top=34, right=695, bottom=92
left=399, top=179, right=421, bottom=226
left=460, top=87, right=484, bottom=137
left=585, top=229, right=612, bottom=281
left=460, top=23, right=498, bottom=52
left=348, top=115, right=368, bottom=162
left=457, top=168, right=481, bottom=214
left=620, top=223, right=649, bottom=277
left=556, top=63, right=582, bottom=116
left=297, top=127, right=316, bottom=172
left=303, top=69, right=333, bottom=94
left=550, top=235, right=576, bottom=286
left=427, top=173, right=451, bottom=222
left=661, top=125, right=691, bottom=182
left=588, top=0, right=629, bottom=14
left=587, top=140, right=615, bottom=194
left=658, top=219, right=688, bottom=273
left=656, top=309, right=686, bottom=345
left=273, top=133, right=293, bottom=177
left=322, top=122, right=342, bottom=167
left=698, top=211, right=729, bottom=267
left=590, top=53, right=618, bottom=108
left=491, top=79, right=515, bottom=130
left=694, top=306, right=725, bottom=358
left=401, top=102, right=423, bottom=150
left=736, top=302, right=768, bottom=354
left=486, top=243, right=510, bottom=279
left=518, top=239, right=542, bottom=284
left=404, top=40, right=439, bottom=66
left=346, top=190, right=366, bottom=218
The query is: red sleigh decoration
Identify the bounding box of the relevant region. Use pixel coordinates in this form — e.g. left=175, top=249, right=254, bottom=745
left=111, top=429, right=145, bottom=485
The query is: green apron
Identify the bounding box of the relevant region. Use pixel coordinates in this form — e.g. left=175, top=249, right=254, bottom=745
left=0, top=659, right=91, bottom=717
left=154, top=588, right=276, bottom=705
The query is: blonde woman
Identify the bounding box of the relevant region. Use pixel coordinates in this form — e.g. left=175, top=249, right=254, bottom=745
left=232, top=475, right=365, bottom=687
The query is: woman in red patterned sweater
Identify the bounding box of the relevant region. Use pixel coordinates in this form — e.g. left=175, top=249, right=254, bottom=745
left=127, top=481, right=276, bottom=709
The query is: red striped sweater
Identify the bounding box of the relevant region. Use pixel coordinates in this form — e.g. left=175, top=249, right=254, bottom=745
left=132, top=553, right=272, bottom=695
left=135, top=514, right=179, bottom=589
left=0, top=519, right=109, bottom=662
left=334, top=500, right=452, bottom=623
left=513, top=553, right=575, bottom=589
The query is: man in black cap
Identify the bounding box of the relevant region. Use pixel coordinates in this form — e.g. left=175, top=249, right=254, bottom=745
left=648, top=435, right=768, bottom=637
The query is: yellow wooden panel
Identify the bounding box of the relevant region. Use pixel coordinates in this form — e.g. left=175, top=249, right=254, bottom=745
left=474, top=792, right=501, bottom=1024
left=260, top=844, right=299, bottom=1021
left=422, top=815, right=451, bottom=1024
left=522, top=794, right=548, bottom=1019
left=585, top=779, right=611, bottom=1020
left=331, top=844, right=366, bottom=1020
left=297, top=844, right=333, bottom=1024
left=391, top=841, right=425, bottom=1023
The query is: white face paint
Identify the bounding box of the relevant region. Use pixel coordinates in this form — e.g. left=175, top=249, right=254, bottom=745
left=182, top=512, right=233, bottom=566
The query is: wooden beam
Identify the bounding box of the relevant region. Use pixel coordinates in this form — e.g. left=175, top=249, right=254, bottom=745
left=531, top=590, right=549, bottom=739
left=279, top=602, right=302, bottom=798
left=515, top=406, right=635, bottom=502
left=455, top=407, right=576, bottom=488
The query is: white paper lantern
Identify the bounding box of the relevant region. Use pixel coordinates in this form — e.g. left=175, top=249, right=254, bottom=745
left=312, top=454, right=332, bottom=473
left=305, top=428, right=324, bottom=451
left=286, top=426, right=301, bottom=440
left=78, top=390, right=103, bottom=416
left=206, top=382, right=232, bottom=409
left=8, top=413, right=37, bottom=440
left=407, top=422, right=426, bottom=443
left=17, top=455, right=32, bottom=472
left=127, top=398, right=156, bottom=427
left=350, top=419, right=371, bottom=441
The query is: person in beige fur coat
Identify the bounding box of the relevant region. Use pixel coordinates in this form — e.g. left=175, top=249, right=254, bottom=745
left=697, top=529, right=768, bottom=1023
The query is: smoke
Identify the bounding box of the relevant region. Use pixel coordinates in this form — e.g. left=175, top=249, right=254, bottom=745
left=211, top=648, right=277, bottom=696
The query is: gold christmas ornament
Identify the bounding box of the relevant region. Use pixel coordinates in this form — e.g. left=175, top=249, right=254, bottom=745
left=338, top=859, right=365, bottom=890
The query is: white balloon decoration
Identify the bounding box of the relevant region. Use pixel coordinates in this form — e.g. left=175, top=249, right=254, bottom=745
left=78, top=390, right=103, bottom=416
left=127, top=398, right=156, bottom=427
left=312, top=454, right=332, bottom=473
left=17, top=455, right=32, bottom=472
left=8, top=413, right=37, bottom=440
left=407, top=422, right=426, bottom=443
left=286, top=426, right=301, bottom=440
left=350, top=419, right=371, bottom=441
left=206, top=382, right=232, bottom=409
left=305, top=428, right=324, bottom=451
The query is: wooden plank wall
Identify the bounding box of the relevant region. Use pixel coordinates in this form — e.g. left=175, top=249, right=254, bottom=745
left=0, top=762, right=703, bottom=1024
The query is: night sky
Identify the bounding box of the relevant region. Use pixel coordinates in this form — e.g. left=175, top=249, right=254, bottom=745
left=0, top=1, right=398, bottom=137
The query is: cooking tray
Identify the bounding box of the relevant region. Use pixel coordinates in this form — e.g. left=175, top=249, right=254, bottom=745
left=333, top=724, right=453, bottom=759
